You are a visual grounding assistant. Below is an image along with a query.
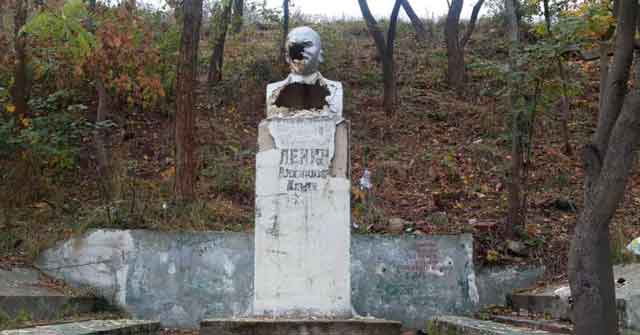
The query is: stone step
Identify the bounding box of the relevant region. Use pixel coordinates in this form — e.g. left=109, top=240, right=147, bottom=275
left=427, top=316, right=564, bottom=335
left=506, top=291, right=571, bottom=320
left=506, top=290, right=627, bottom=322
left=506, top=263, right=640, bottom=331
left=0, top=268, right=106, bottom=322
left=201, top=318, right=402, bottom=335
left=0, top=319, right=161, bottom=335
left=490, top=315, right=572, bottom=334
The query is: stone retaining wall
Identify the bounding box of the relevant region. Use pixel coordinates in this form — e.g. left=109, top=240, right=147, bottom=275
left=36, top=230, right=543, bottom=329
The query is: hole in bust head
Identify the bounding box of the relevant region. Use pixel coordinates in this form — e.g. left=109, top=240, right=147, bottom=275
left=274, top=82, right=330, bottom=110
left=289, top=42, right=308, bottom=61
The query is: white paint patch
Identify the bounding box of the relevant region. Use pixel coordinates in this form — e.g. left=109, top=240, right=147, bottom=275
left=464, top=239, right=480, bottom=304
left=38, top=230, right=136, bottom=308
left=159, top=252, right=169, bottom=263
left=425, top=257, right=454, bottom=277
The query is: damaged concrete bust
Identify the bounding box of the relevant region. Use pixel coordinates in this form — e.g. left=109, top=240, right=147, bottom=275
left=254, top=26, right=352, bottom=319
left=266, top=26, right=343, bottom=119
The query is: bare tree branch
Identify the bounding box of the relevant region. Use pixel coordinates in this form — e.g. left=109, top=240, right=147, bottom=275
left=460, top=0, right=485, bottom=48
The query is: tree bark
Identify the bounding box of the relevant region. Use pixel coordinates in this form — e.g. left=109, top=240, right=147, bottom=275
left=542, top=0, right=551, bottom=32
left=207, top=0, right=232, bottom=85
left=505, top=0, right=523, bottom=235
left=505, top=0, right=519, bottom=45
left=358, top=0, right=401, bottom=115
left=94, top=79, right=114, bottom=201
left=383, top=0, right=402, bottom=115
left=175, top=0, right=202, bottom=202
left=599, top=41, right=610, bottom=112
left=231, top=0, right=243, bottom=34
left=401, top=0, right=427, bottom=43
left=281, top=0, right=289, bottom=63
left=12, top=0, right=29, bottom=117
left=569, top=1, right=640, bottom=334
left=85, top=0, right=115, bottom=201
left=445, top=0, right=464, bottom=90
left=594, top=0, right=636, bottom=155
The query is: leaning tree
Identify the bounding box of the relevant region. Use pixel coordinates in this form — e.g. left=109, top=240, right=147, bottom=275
left=401, top=0, right=428, bottom=43
left=569, top=0, right=640, bottom=334
left=357, top=0, right=402, bottom=115
left=207, top=0, right=233, bottom=85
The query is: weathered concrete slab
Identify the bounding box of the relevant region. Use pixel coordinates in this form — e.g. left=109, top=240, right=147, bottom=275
left=508, top=263, right=639, bottom=329
left=615, top=264, right=640, bottom=330
left=200, top=318, right=401, bottom=335
left=0, top=268, right=100, bottom=321
left=351, top=234, right=478, bottom=328
left=0, top=319, right=160, bottom=335
left=36, top=230, right=543, bottom=329
left=428, top=316, right=563, bottom=335
left=475, top=266, right=545, bottom=307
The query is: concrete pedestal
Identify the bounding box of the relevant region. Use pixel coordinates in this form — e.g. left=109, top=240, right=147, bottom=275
left=200, top=319, right=401, bottom=335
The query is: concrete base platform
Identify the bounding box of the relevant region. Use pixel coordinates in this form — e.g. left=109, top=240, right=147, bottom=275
left=0, top=319, right=161, bottom=335
left=200, top=318, right=402, bottom=335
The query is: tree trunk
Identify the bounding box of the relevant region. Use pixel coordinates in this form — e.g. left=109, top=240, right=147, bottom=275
left=445, top=0, right=464, bottom=90
left=569, top=1, right=640, bottom=334
left=281, top=0, right=289, bottom=63
left=231, top=0, right=243, bottom=34
left=542, top=0, right=551, bottom=32
left=207, top=0, right=232, bottom=85
left=358, top=0, right=401, bottom=115
left=383, top=0, right=402, bottom=115
left=505, top=0, right=519, bottom=45
left=175, top=0, right=202, bottom=202
left=401, top=0, right=427, bottom=43
left=505, top=0, right=523, bottom=235
left=85, top=0, right=115, bottom=201
left=124, top=0, right=136, bottom=11
left=444, top=0, right=484, bottom=90
left=12, top=0, right=29, bottom=117
left=94, top=79, right=114, bottom=201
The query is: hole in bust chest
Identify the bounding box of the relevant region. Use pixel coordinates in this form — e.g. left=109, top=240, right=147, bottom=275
left=274, top=82, right=330, bottom=111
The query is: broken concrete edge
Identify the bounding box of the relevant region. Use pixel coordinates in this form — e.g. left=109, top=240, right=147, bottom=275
left=266, top=72, right=343, bottom=119
left=0, top=319, right=161, bottom=335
